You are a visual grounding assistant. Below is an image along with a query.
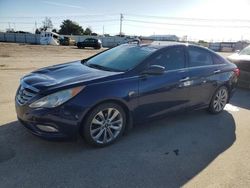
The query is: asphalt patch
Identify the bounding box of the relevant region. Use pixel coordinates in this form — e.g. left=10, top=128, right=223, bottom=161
left=0, top=146, right=15, bottom=163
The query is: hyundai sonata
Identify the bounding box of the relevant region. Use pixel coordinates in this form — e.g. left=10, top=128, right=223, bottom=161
left=15, top=43, right=239, bottom=147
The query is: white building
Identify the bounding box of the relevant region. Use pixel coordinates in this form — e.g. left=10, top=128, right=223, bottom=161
left=146, top=35, right=179, bottom=41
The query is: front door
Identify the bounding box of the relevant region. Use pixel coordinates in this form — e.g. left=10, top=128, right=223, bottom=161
left=136, top=46, right=191, bottom=120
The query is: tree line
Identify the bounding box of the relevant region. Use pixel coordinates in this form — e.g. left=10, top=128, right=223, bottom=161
left=35, top=17, right=93, bottom=35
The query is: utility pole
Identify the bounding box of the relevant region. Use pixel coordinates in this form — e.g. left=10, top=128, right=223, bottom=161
left=120, top=13, right=123, bottom=36
left=35, top=21, right=37, bottom=33
left=103, top=25, right=105, bottom=36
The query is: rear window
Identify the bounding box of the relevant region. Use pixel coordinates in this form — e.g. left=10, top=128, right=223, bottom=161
left=213, top=54, right=225, bottom=64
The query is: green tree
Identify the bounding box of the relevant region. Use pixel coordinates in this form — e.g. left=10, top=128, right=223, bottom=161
left=84, top=27, right=92, bottom=35
left=59, top=20, right=84, bottom=35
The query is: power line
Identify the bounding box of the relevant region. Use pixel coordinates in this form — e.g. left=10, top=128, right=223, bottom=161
left=0, top=19, right=119, bottom=25
left=125, top=13, right=250, bottom=23
left=0, top=13, right=119, bottom=19
left=124, top=19, right=250, bottom=29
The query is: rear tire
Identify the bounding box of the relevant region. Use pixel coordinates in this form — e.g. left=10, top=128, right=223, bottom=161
left=82, top=103, right=126, bottom=147
left=208, top=86, right=229, bottom=114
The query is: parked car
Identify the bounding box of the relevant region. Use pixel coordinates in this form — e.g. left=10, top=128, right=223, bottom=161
left=227, top=45, right=250, bottom=88
left=15, top=43, right=239, bottom=147
left=228, top=45, right=250, bottom=72
left=77, top=38, right=102, bottom=49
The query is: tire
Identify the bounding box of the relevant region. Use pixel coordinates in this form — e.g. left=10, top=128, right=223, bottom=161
left=82, top=103, right=126, bottom=147
left=208, top=86, right=229, bottom=114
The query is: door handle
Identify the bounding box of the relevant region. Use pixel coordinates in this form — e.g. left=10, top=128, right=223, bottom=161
left=179, top=77, right=190, bottom=82
left=214, top=70, right=221, bottom=74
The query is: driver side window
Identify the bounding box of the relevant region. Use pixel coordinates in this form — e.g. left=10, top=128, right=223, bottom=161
left=149, top=47, right=186, bottom=71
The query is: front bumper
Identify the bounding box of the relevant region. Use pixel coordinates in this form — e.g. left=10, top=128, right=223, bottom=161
left=15, top=101, right=88, bottom=141
left=18, top=118, right=72, bottom=140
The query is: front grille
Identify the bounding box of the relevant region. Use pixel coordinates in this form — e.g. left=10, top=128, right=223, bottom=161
left=16, top=82, right=39, bottom=105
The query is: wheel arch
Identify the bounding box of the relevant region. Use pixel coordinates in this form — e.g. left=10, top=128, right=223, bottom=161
left=218, top=82, right=233, bottom=102
left=79, top=99, right=133, bottom=136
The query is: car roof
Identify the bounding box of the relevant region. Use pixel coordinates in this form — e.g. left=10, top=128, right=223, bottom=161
left=85, top=38, right=97, bottom=40
left=120, top=42, right=213, bottom=55
left=142, top=41, right=207, bottom=50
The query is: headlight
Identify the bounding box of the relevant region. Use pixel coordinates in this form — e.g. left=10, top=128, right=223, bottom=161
left=29, top=86, right=84, bottom=108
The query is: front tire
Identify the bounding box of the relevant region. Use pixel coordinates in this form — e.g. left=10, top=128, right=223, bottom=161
left=208, top=86, right=229, bottom=114
left=82, top=103, right=126, bottom=147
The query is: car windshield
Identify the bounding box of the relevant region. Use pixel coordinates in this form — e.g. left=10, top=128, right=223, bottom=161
left=85, top=44, right=156, bottom=72
left=240, top=45, right=250, bottom=55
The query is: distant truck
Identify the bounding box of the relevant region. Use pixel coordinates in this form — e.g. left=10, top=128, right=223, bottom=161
left=59, top=36, right=75, bottom=46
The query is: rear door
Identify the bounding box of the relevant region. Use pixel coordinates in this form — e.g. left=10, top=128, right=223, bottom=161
left=136, top=46, right=191, bottom=120
left=84, top=39, right=92, bottom=47
left=90, top=39, right=96, bottom=47
left=187, top=46, right=224, bottom=108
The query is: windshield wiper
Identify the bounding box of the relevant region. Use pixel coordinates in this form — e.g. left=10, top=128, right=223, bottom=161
left=86, top=63, right=120, bottom=72
left=81, top=59, right=87, bottom=64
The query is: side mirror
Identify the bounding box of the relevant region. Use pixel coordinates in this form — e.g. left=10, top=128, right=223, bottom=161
left=142, top=65, right=165, bottom=75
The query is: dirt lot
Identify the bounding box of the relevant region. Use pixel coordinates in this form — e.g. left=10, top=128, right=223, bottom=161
left=0, top=42, right=250, bottom=188
left=0, top=43, right=105, bottom=124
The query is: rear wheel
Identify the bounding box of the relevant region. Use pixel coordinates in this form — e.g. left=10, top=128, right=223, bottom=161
left=82, top=103, right=126, bottom=147
left=208, top=86, right=229, bottom=114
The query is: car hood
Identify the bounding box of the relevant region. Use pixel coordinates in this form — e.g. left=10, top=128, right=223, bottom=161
left=21, top=60, right=122, bottom=91
left=228, top=53, right=250, bottom=62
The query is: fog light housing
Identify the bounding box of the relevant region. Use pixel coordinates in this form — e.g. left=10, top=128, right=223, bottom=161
left=36, top=125, right=58, bottom=132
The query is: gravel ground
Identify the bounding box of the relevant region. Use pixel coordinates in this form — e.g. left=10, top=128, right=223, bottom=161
left=0, top=42, right=249, bottom=188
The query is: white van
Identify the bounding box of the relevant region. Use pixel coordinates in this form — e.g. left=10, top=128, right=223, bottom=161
left=40, top=31, right=59, bottom=45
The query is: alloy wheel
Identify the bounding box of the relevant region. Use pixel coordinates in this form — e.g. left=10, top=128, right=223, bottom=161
left=213, top=88, right=228, bottom=112
left=90, top=108, right=123, bottom=144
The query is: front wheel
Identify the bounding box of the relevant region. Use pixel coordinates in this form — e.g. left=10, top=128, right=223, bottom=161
left=82, top=103, right=126, bottom=147
left=208, top=86, right=229, bottom=114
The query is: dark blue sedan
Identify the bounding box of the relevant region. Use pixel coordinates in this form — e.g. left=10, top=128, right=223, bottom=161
left=15, top=42, right=239, bottom=147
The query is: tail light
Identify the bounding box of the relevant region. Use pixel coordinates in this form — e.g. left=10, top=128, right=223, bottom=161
left=234, top=68, right=240, bottom=77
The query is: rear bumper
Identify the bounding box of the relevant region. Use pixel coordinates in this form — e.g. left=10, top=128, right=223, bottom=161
left=229, top=87, right=236, bottom=101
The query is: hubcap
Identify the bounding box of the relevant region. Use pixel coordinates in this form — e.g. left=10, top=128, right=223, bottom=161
left=90, top=108, right=123, bottom=144
left=213, top=88, right=228, bottom=112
